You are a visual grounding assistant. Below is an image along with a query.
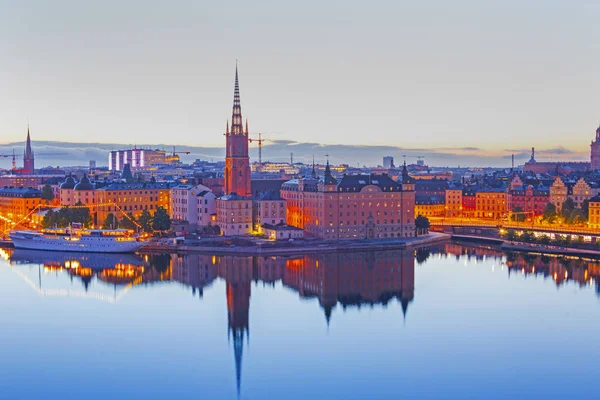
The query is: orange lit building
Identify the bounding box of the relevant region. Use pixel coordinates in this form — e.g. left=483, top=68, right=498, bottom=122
left=281, top=163, right=416, bottom=240
left=0, top=187, right=43, bottom=228
left=475, top=188, right=507, bottom=219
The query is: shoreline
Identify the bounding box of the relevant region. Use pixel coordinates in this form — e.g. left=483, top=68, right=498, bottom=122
left=138, top=232, right=451, bottom=255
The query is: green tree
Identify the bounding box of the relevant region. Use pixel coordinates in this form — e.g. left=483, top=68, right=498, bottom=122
left=72, top=202, right=92, bottom=227
left=102, top=213, right=119, bottom=230
left=538, top=235, right=551, bottom=245
left=581, top=199, right=590, bottom=222
left=138, top=210, right=154, bottom=233
left=41, top=209, right=56, bottom=228
left=152, top=206, right=171, bottom=232
left=520, top=231, right=535, bottom=243
left=415, top=215, right=430, bottom=236
left=40, top=184, right=54, bottom=203
left=561, top=198, right=576, bottom=223
left=543, top=203, right=557, bottom=223
left=120, top=212, right=138, bottom=230
left=503, top=229, right=518, bottom=241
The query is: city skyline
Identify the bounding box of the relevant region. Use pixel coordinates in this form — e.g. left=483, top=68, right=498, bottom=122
left=2, top=1, right=600, bottom=159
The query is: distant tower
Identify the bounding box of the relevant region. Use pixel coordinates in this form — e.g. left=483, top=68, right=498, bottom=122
left=224, top=65, right=251, bottom=197
left=23, top=125, right=34, bottom=173
left=591, top=124, right=600, bottom=170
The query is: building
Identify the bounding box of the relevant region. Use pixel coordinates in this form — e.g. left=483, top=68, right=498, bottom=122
left=216, top=193, right=253, bottom=236
left=445, top=186, right=462, bottom=218
left=252, top=191, right=286, bottom=230
left=462, top=187, right=477, bottom=218
left=415, top=195, right=445, bottom=218
left=524, top=147, right=590, bottom=174
left=261, top=223, right=304, bottom=241
left=588, top=195, right=600, bottom=229
left=507, top=184, right=550, bottom=217
left=281, top=163, right=416, bottom=240
left=383, top=156, right=395, bottom=169
left=196, top=190, right=217, bottom=228
left=475, top=188, right=507, bottom=219
left=570, top=177, right=597, bottom=208
left=108, top=148, right=167, bottom=171
left=590, top=125, right=600, bottom=171
left=96, top=182, right=172, bottom=226
left=170, top=183, right=214, bottom=230
left=224, top=66, right=251, bottom=197
left=549, top=177, right=568, bottom=211
left=0, top=187, right=42, bottom=228
left=23, top=126, right=34, bottom=173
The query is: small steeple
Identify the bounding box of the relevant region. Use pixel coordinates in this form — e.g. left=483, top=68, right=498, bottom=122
left=311, top=155, right=316, bottom=179
left=226, top=119, right=229, bottom=134
left=245, top=119, right=248, bottom=135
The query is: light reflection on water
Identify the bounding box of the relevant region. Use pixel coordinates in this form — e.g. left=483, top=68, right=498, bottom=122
left=0, top=243, right=599, bottom=400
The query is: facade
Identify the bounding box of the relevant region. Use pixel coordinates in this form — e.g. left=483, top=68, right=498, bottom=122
left=0, top=187, right=42, bottom=228
left=108, top=148, right=167, bottom=171
left=415, top=195, right=445, bottom=218
left=170, top=183, right=213, bottom=229
left=23, top=126, right=34, bottom=173
left=252, top=191, right=286, bottom=230
left=475, top=188, right=507, bottom=219
left=549, top=177, right=568, bottom=211
left=445, top=188, right=463, bottom=218
left=216, top=194, right=253, bottom=236
left=570, top=177, right=597, bottom=208
left=196, top=190, right=217, bottom=228
left=224, top=66, right=251, bottom=197
left=261, top=223, right=304, bottom=241
left=591, top=125, right=600, bottom=171
left=507, top=185, right=550, bottom=217
left=588, top=195, right=600, bottom=229
left=96, top=182, right=172, bottom=226
left=281, top=163, right=416, bottom=240
left=461, top=187, right=477, bottom=218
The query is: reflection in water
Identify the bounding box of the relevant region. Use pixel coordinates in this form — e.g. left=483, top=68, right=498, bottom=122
left=3, top=243, right=600, bottom=397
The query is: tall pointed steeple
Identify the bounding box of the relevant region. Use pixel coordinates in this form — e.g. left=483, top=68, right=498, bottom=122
left=23, top=124, right=35, bottom=173
left=231, top=64, right=244, bottom=135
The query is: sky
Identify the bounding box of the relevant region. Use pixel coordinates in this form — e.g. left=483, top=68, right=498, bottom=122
left=1, top=0, right=600, bottom=166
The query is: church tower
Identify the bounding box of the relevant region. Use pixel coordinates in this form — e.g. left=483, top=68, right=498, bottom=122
left=224, top=65, right=251, bottom=196
left=591, top=124, right=600, bottom=171
left=23, top=125, right=35, bottom=173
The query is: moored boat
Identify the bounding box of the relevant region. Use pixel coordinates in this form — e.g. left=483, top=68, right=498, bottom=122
left=9, top=227, right=147, bottom=253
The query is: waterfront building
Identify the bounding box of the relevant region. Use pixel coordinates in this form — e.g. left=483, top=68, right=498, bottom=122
left=475, top=188, right=507, bottom=219
left=96, top=182, right=172, bottom=226
left=224, top=66, right=251, bottom=197
left=170, top=183, right=214, bottom=230
left=252, top=191, right=286, bottom=230
left=445, top=186, right=463, bottom=218
left=507, top=184, right=550, bottom=217
left=261, top=223, right=304, bottom=241
left=591, top=125, right=600, bottom=170
left=415, top=195, right=445, bottom=218
left=461, top=187, right=477, bottom=218
left=588, top=195, right=600, bottom=229
left=281, top=162, right=416, bottom=240
left=23, top=126, right=34, bottom=173
left=216, top=193, right=253, bottom=236
left=0, top=187, right=42, bottom=227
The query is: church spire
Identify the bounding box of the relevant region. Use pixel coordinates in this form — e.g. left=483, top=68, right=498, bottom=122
left=23, top=124, right=35, bottom=173
left=231, top=64, right=244, bottom=135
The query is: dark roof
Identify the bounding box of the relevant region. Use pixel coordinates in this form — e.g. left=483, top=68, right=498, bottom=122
left=196, top=190, right=211, bottom=197
left=60, top=175, right=76, bottom=190
left=98, top=182, right=172, bottom=191
left=251, top=179, right=286, bottom=196
left=74, top=174, right=95, bottom=191
left=337, top=174, right=402, bottom=192
left=262, top=223, right=302, bottom=231
left=0, top=187, right=42, bottom=198
left=254, top=190, right=284, bottom=201
left=218, top=193, right=250, bottom=201
left=590, top=194, right=600, bottom=203
left=415, top=195, right=444, bottom=205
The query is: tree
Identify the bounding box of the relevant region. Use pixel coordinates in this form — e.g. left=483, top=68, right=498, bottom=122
left=520, top=231, right=535, bottom=243
left=581, top=199, right=590, bottom=222
left=415, top=247, right=431, bottom=265
left=561, top=198, right=576, bottom=223
left=41, top=184, right=54, bottom=203
left=138, top=210, right=154, bottom=233
left=102, top=213, right=118, bottom=230
left=120, top=212, right=138, bottom=230
left=503, top=229, right=518, bottom=241
left=41, top=209, right=56, bottom=228
left=538, top=235, right=551, bottom=245
left=415, top=215, right=430, bottom=236
left=543, top=203, right=557, bottom=223
left=152, top=206, right=171, bottom=232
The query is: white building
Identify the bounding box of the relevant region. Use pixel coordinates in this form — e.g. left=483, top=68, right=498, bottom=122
left=170, top=184, right=214, bottom=231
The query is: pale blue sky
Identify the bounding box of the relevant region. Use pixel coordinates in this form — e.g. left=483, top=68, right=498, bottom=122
left=1, top=0, right=599, bottom=159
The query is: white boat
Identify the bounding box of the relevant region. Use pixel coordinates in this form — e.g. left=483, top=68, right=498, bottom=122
left=9, top=228, right=147, bottom=253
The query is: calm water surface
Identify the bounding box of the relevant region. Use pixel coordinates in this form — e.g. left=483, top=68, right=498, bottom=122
left=0, top=243, right=598, bottom=400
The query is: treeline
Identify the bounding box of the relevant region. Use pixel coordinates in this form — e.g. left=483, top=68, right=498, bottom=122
left=542, top=199, right=588, bottom=224
left=502, top=229, right=596, bottom=248
left=41, top=205, right=171, bottom=232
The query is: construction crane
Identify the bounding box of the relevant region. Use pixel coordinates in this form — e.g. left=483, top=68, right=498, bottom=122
left=248, top=133, right=270, bottom=172
left=165, top=147, right=191, bottom=165
left=0, top=150, right=66, bottom=172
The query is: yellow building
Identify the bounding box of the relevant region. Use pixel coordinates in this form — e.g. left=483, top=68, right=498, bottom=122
left=445, top=188, right=463, bottom=217
left=415, top=196, right=445, bottom=218
left=96, top=182, right=172, bottom=226
left=589, top=195, right=600, bottom=229
left=0, top=187, right=43, bottom=229
left=549, top=177, right=567, bottom=211
left=476, top=189, right=507, bottom=219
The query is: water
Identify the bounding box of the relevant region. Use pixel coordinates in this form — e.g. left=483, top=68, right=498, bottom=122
left=0, top=243, right=598, bottom=400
